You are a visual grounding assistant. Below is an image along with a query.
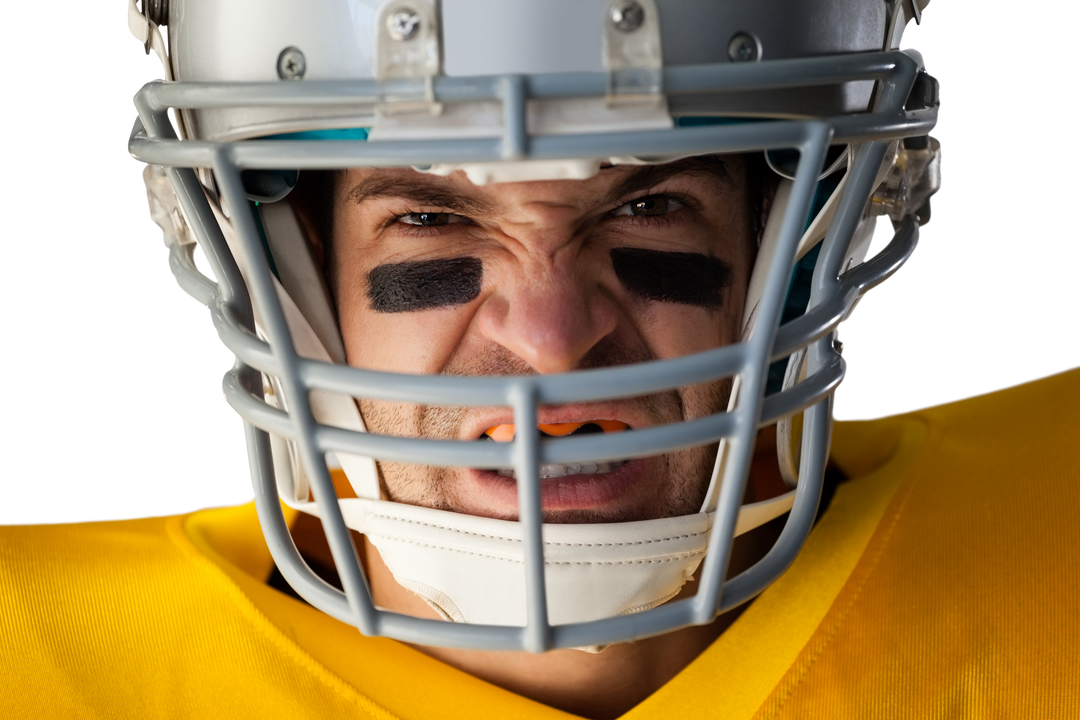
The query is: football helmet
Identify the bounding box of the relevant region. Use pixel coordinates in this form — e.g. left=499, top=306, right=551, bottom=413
left=129, top=0, right=940, bottom=652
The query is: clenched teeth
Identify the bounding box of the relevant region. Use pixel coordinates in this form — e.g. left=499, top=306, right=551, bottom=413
left=494, top=460, right=628, bottom=480
left=484, top=420, right=630, bottom=442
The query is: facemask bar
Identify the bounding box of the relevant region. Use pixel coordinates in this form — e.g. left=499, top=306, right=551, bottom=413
left=131, top=50, right=933, bottom=652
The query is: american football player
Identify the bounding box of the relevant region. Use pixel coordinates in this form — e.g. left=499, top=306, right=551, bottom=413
left=2, top=1, right=1077, bottom=718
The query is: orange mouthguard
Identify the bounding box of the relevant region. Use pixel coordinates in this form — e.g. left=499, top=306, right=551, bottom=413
left=483, top=420, right=629, bottom=442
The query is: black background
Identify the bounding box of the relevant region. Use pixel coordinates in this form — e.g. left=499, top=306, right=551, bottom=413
left=6, top=2, right=1071, bottom=520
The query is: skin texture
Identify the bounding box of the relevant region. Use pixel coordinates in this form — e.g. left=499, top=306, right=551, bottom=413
left=297, top=156, right=765, bottom=719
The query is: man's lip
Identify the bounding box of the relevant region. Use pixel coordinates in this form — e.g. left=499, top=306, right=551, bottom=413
left=462, top=458, right=650, bottom=516
left=461, top=403, right=649, bottom=442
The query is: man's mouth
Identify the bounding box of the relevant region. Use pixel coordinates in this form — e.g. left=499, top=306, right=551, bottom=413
left=480, top=421, right=631, bottom=480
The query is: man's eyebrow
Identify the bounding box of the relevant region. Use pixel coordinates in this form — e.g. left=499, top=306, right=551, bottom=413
left=345, top=176, right=494, bottom=216
left=603, top=156, right=734, bottom=206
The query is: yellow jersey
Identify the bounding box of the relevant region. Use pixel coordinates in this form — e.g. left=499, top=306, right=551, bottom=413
left=3, top=369, right=1079, bottom=718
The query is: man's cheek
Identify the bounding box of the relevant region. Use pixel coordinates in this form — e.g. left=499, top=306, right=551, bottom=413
left=367, top=257, right=483, bottom=313
left=610, top=247, right=732, bottom=310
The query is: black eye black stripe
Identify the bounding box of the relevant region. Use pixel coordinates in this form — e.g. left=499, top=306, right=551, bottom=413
left=367, top=257, right=482, bottom=313
left=611, top=247, right=732, bottom=310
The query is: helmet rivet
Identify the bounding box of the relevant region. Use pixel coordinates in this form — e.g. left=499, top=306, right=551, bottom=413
left=387, top=9, right=421, bottom=41
left=610, top=1, right=645, bottom=32
left=727, top=32, right=761, bottom=63
left=277, top=46, right=307, bottom=81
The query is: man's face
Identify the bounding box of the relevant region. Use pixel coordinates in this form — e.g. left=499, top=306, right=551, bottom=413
left=329, top=156, right=756, bottom=524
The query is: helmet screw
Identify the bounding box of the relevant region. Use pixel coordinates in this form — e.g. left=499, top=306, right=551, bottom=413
left=727, top=32, right=761, bottom=62
left=610, top=1, right=645, bottom=32
left=277, top=46, right=307, bottom=81
left=387, top=9, right=421, bottom=41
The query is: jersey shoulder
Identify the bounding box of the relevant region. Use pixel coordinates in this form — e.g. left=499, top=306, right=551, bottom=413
left=0, top=508, right=571, bottom=720
left=632, top=369, right=1080, bottom=720
left=769, top=369, right=1080, bottom=717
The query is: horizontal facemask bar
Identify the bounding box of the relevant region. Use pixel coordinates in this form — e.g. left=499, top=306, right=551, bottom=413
left=218, top=360, right=848, bottom=469
left=131, top=51, right=933, bottom=168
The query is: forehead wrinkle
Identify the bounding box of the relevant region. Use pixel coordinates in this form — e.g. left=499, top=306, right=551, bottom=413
left=345, top=175, right=494, bottom=216
left=603, top=156, right=736, bottom=207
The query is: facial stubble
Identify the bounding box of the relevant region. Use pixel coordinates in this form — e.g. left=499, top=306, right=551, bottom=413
left=358, top=339, right=730, bottom=523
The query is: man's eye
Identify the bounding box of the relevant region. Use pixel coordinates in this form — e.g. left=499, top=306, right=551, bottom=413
left=612, top=195, right=682, bottom=218
left=397, top=212, right=467, bottom=227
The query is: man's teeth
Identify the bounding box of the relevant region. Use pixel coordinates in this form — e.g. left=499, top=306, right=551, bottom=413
left=494, top=460, right=627, bottom=480
left=483, top=421, right=632, bottom=479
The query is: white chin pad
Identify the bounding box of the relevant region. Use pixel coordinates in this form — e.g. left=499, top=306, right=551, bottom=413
left=286, top=489, right=795, bottom=636
left=301, top=498, right=710, bottom=629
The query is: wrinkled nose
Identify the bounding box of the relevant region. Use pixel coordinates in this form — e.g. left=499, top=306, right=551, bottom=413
left=476, top=257, right=617, bottom=374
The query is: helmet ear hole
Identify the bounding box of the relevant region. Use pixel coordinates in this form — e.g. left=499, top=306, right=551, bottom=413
left=241, top=169, right=299, bottom=203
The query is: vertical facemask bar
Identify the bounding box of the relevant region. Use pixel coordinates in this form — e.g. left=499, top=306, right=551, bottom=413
left=814, top=142, right=890, bottom=297
left=720, top=142, right=891, bottom=609
left=500, top=75, right=528, bottom=161
left=160, top=168, right=247, bottom=310
left=777, top=140, right=890, bottom=484
left=692, top=121, right=833, bottom=623
left=134, top=100, right=356, bottom=625
left=135, top=92, right=249, bottom=317
left=151, top=168, right=222, bottom=310
left=512, top=382, right=551, bottom=652
left=246, top=420, right=356, bottom=623
left=720, top=393, right=831, bottom=610
left=797, top=140, right=890, bottom=489
left=211, top=154, right=380, bottom=637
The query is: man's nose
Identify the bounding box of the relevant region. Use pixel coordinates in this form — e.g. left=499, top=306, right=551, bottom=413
left=475, top=256, right=618, bottom=374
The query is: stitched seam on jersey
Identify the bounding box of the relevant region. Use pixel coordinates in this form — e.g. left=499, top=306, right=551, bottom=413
left=167, top=515, right=402, bottom=720
left=369, top=513, right=706, bottom=546
left=756, top=437, right=928, bottom=720
left=371, top=535, right=706, bottom=565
